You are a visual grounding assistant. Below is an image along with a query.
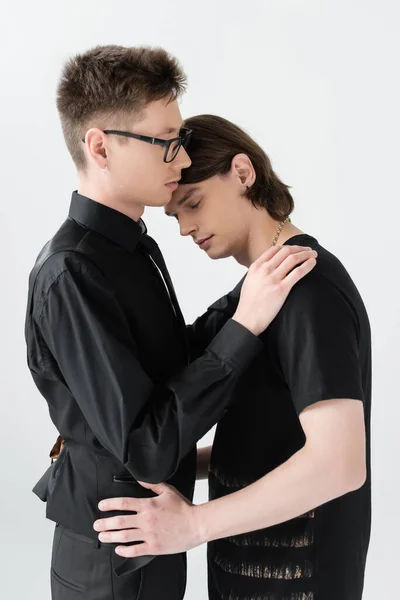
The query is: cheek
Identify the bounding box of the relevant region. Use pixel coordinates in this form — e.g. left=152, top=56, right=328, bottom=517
left=218, top=210, right=241, bottom=235
left=125, top=148, right=165, bottom=178
left=115, top=153, right=142, bottom=180
left=152, top=160, right=172, bottom=187
left=214, top=216, right=246, bottom=254
left=214, top=194, right=240, bottom=224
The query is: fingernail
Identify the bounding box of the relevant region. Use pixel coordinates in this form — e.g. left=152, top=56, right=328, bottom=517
left=98, top=501, right=105, bottom=510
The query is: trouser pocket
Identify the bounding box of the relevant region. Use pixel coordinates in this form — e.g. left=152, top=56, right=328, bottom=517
left=51, top=524, right=143, bottom=600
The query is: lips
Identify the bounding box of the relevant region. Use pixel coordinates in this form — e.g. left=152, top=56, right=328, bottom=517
left=196, top=235, right=214, bottom=249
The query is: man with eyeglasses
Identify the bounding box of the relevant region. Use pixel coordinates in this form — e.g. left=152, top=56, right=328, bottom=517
left=25, top=45, right=317, bottom=600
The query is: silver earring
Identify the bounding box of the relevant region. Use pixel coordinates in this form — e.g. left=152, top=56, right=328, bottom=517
left=102, top=166, right=108, bottom=175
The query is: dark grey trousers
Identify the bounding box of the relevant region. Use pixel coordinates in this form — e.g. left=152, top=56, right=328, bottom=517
left=51, top=524, right=187, bottom=599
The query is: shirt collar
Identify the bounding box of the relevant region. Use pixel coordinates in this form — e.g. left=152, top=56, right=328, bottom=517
left=69, top=191, right=147, bottom=253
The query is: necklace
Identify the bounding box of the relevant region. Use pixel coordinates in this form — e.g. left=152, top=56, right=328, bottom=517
left=271, top=216, right=291, bottom=247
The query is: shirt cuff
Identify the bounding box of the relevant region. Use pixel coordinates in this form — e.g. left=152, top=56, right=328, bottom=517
left=207, top=318, right=263, bottom=376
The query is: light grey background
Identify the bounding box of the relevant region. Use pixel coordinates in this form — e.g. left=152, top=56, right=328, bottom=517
left=1, top=1, right=399, bottom=598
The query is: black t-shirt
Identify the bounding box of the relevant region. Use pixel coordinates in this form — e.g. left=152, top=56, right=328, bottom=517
left=205, top=235, right=372, bottom=600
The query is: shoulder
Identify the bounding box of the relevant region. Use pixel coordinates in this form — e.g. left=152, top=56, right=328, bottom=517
left=29, top=221, right=105, bottom=312
left=268, top=237, right=364, bottom=343
left=283, top=235, right=359, bottom=308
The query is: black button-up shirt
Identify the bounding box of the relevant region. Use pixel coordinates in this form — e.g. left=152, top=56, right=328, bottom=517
left=25, top=192, right=262, bottom=544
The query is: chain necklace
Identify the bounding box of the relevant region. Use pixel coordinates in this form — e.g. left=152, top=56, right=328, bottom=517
left=271, top=216, right=291, bottom=247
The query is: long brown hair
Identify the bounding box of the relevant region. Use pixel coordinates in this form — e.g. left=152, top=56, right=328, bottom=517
left=181, top=115, right=294, bottom=221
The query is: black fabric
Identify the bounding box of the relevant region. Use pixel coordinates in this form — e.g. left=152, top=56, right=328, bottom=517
left=25, top=192, right=263, bottom=578
left=51, top=524, right=186, bottom=600
left=203, top=235, right=372, bottom=600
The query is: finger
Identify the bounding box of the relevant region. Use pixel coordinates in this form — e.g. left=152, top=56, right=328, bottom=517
left=282, top=257, right=317, bottom=289
left=94, top=514, right=139, bottom=532
left=115, top=542, right=152, bottom=558
left=99, top=527, right=143, bottom=544
left=251, top=245, right=282, bottom=268
left=98, top=497, right=143, bottom=513
left=274, top=250, right=317, bottom=280
left=266, top=245, right=313, bottom=271
left=137, top=481, right=168, bottom=495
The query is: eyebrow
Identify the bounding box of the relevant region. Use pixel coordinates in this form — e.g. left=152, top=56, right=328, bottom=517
left=165, top=187, right=198, bottom=217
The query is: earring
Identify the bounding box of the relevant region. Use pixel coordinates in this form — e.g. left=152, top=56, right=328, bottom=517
left=102, top=166, right=108, bottom=175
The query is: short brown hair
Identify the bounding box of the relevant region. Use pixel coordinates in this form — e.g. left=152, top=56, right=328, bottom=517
left=56, top=45, right=187, bottom=171
left=181, top=115, right=294, bottom=221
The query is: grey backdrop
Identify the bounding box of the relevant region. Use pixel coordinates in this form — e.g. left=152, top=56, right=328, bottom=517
left=1, top=1, right=399, bottom=598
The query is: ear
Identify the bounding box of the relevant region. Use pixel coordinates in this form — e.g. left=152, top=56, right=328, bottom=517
left=230, top=154, right=256, bottom=190
left=84, top=128, right=108, bottom=171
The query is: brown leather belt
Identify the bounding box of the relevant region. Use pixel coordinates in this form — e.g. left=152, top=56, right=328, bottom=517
left=50, top=435, right=65, bottom=462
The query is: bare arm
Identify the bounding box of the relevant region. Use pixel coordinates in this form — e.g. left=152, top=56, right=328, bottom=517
left=194, top=398, right=366, bottom=543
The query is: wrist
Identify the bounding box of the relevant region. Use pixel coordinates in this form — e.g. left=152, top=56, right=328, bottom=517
left=232, top=312, right=260, bottom=337
left=191, top=503, right=211, bottom=546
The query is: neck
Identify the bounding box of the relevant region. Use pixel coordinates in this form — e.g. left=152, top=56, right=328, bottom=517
left=77, top=176, right=145, bottom=222
left=234, top=213, right=304, bottom=267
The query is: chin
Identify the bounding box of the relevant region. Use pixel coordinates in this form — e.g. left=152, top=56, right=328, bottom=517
left=206, top=246, right=231, bottom=261
left=146, top=194, right=171, bottom=208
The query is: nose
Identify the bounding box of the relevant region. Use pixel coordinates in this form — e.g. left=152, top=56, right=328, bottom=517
left=179, top=216, right=197, bottom=238
left=174, top=145, right=192, bottom=170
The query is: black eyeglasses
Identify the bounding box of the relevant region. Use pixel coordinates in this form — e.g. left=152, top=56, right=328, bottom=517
left=82, top=127, right=192, bottom=163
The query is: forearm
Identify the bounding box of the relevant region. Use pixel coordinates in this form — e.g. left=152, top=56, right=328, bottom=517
left=124, top=319, right=261, bottom=482
left=195, top=445, right=359, bottom=544
left=196, top=446, right=212, bottom=480
left=187, top=307, right=230, bottom=360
